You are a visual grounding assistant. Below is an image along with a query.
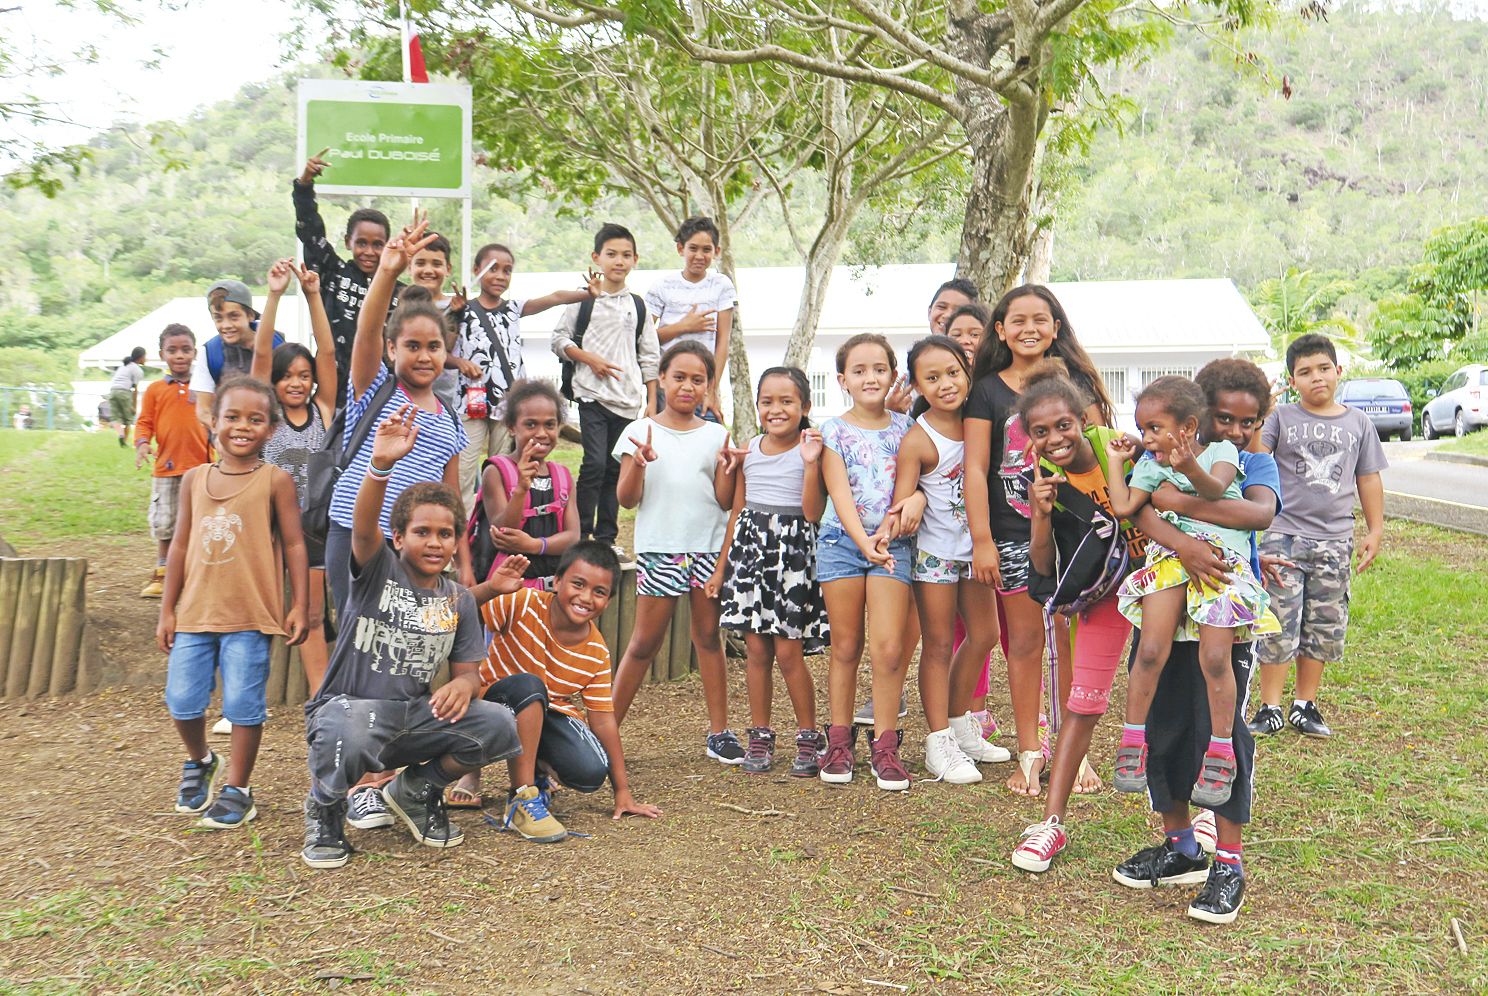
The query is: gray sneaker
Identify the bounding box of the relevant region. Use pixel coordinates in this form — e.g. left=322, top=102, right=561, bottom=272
left=1190, top=752, right=1236, bottom=809
left=1112, top=744, right=1148, bottom=794
left=382, top=769, right=464, bottom=848
left=852, top=693, right=909, bottom=725
left=790, top=728, right=825, bottom=778
left=346, top=784, right=395, bottom=829
left=302, top=796, right=352, bottom=869
left=742, top=727, right=776, bottom=774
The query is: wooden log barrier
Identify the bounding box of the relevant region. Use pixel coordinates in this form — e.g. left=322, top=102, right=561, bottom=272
left=263, top=566, right=697, bottom=705
left=0, top=557, right=90, bottom=699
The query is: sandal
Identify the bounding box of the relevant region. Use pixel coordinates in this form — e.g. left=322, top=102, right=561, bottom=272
left=1072, top=755, right=1103, bottom=795
left=443, top=781, right=483, bottom=809
left=1009, top=749, right=1045, bottom=796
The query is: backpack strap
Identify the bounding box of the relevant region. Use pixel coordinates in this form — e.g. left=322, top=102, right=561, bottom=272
left=205, top=336, right=224, bottom=384
left=572, top=297, right=596, bottom=348
left=550, top=461, right=573, bottom=510
left=337, top=373, right=399, bottom=471
left=630, top=294, right=646, bottom=345
left=468, top=301, right=516, bottom=394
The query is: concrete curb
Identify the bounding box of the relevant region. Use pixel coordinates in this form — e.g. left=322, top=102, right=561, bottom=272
left=1425, top=450, right=1488, bottom=468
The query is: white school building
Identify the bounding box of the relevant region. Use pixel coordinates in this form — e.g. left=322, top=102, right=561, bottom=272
left=77, top=265, right=1269, bottom=428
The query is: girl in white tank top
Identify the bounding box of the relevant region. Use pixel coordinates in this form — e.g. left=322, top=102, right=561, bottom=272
left=888, top=336, right=1006, bottom=786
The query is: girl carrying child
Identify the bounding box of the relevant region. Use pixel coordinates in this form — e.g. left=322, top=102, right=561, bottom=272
left=253, top=258, right=338, bottom=693
left=817, top=333, right=919, bottom=790
left=158, top=377, right=308, bottom=830
left=1104, top=376, right=1279, bottom=809
left=965, top=284, right=1114, bottom=797
left=1008, top=364, right=1147, bottom=872
left=709, top=366, right=830, bottom=777
left=889, top=335, right=1006, bottom=785
left=610, top=341, right=745, bottom=764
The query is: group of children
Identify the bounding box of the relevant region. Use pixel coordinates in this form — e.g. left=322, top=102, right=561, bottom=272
left=131, top=152, right=1389, bottom=927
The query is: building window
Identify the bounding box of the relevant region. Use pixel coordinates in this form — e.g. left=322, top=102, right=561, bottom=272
left=810, top=371, right=830, bottom=409
left=1099, top=368, right=1128, bottom=406
left=1137, top=366, right=1195, bottom=391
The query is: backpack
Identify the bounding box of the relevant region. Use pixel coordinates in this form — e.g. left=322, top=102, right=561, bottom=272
left=206, top=327, right=284, bottom=384
left=466, top=454, right=574, bottom=583
left=558, top=294, right=647, bottom=402
left=301, top=372, right=460, bottom=546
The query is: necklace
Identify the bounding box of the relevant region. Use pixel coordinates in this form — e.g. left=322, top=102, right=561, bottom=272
left=212, top=460, right=263, bottom=476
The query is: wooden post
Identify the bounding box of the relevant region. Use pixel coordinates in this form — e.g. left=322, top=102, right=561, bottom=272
left=0, top=559, right=21, bottom=684
left=27, top=558, right=67, bottom=698
left=668, top=593, right=694, bottom=681
left=48, top=559, right=88, bottom=695
left=5, top=560, right=45, bottom=699
left=267, top=636, right=291, bottom=707
left=284, top=647, right=308, bottom=705
left=616, top=569, right=638, bottom=667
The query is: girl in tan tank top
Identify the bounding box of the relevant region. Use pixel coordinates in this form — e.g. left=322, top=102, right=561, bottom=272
left=157, top=378, right=309, bottom=832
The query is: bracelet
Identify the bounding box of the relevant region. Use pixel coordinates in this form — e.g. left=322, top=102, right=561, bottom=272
left=366, top=462, right=394, bottom=479
left=538, top=537, right=548, bottom=555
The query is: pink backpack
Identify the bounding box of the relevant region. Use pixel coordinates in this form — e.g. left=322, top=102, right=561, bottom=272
left=466, top=455, right=573, bottom=584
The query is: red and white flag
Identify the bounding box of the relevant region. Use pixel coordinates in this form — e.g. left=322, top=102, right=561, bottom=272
left=400, top=2, right=429, bottom=83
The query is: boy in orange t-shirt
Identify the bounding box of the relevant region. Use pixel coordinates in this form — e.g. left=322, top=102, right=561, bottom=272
left=135, top=324, right=211, bottom=597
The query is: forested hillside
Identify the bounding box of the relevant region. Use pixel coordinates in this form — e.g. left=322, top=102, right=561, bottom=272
left=1, top=3, right=1483, bottom=385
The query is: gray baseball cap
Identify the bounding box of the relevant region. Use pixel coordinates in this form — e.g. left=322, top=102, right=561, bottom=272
left=206, top=279, right=255, bottom=312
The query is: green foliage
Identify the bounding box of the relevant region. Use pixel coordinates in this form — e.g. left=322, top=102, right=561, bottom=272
left=1369, top=291, right=1460, bottom=367
left=1250, top=267, right=1361, bottom=358
left=1382, top=358, right=1456, bottom=432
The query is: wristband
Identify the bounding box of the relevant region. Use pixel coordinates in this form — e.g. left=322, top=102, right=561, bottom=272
left=539, top=537, right=548, bottom=555
left=367, top=462, right=394, bottom=479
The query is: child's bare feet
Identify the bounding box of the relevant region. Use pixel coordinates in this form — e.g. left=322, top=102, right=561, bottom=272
left=1007, top=750, right=1045, bottom=796
left=1072, top=755, right=1103, bottom=794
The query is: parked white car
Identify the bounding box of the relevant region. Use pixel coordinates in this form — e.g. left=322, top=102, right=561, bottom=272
left=1422, top=363, right=1488, bottom=439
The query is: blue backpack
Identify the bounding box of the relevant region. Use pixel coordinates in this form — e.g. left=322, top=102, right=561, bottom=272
left=205, top=325, right=284, bottom=383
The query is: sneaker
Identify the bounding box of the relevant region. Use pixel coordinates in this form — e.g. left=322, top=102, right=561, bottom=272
left=790, top=728, right=824, bottom=778
left=197, top=785, right=256, bottom=830
left=210, top=717, right=232, bottom=736
left=174, top=751, right=221, bottom=814
left=346, top=784, right=396, bottom=829
left=1247, top=703, right=1285, bottom=737
left=1112, top=743, right=1148, bottom=793
left=611, top=544, right=634, bottom=568
left=742, top=727, right=776, bottom=774
left=853, top=693, right=908, bottom=725
left=504, top=785, right=568, bottom=843
left=950, top=711, right=1011, bottom=763
left=140, top=566, right=165, bottom=598
left=870, top=729, right=911, bottom=791
left=1187, top=859, right=1245, bottom=924
left=924, top=728, right=982, bottom=784
left=1288, top=700, right=1333, bottom=739
left=1011, top=815, right=1068, bottom=873
left=1191, top=809, right=1219, bottom=855
left=1112, top=839, right=1210, bottom=890
left=382, top=769, right=464, bottom=848
left=301, top=797, right=352, bottom=869
left=705, top=729, right=747, bottom=765
left=819, top=724, right=857, bottom=784
left=1190, top=752, right=1237, bottom=808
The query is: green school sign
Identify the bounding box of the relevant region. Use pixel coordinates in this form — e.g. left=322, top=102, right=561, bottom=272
left=297, top=80, right=472, bottom=198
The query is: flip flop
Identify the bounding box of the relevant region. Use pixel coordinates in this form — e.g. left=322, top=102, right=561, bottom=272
left=443, top=783, right=483, bottom=809
left=1009, top=750, right=1045, bottom=796
left=1072, top=755, right=1103, bottom=795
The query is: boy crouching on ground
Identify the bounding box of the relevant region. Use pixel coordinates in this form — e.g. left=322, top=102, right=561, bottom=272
left=474, top=541, right=661, bottom=841
left=302, top=407, right=528, bottom=869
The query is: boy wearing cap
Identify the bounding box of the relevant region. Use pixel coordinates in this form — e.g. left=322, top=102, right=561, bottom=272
left=190, top=279, right=284, bottom=427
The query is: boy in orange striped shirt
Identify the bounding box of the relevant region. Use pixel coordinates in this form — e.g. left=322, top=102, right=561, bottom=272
left=469, top=541, right=661, bottom=841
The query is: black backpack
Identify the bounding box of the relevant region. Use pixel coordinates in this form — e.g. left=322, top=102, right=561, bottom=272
left=558, top=294, right=647, bottom=402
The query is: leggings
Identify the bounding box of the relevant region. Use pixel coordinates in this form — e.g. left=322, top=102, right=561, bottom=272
left=1062, top=594, right=1132, bottom=716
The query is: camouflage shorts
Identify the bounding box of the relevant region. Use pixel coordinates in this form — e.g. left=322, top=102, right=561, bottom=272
left=1256, top=532, right=1353, bottom=665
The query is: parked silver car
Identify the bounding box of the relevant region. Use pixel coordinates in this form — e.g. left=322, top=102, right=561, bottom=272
left=1340, top=378, right=1412, bottom=441
left=1422, top=364, right=1488, bottom=439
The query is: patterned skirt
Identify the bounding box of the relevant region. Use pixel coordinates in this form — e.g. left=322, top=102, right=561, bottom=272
left=719, top=505, right=830, bottom=654
left=1117, top=525, right=1281, bottom=644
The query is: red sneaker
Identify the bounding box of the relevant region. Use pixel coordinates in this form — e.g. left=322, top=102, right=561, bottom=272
left=1011, top=815, right=1068, bottom=873
left=818, top=724, right=857, bottom=785
left=869, top=729, right=911, bottom=791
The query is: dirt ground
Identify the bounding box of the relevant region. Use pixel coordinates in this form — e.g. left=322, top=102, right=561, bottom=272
left=2, top=530, right=1484, bottom=994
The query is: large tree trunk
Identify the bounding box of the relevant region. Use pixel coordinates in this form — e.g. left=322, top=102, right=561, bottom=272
left=716, top=231, right=757, bottom=440
left=954, top=88, right=1047, bottom=297
left=1026, top=224, right=1054, bottom=284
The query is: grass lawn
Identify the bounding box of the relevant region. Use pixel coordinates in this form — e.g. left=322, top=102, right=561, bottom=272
left=1438, top=428, right=1488, bottom=458
left=0, top=432, right=1485, bottom=991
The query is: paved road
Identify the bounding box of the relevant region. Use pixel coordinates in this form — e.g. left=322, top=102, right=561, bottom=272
left=1377, top=439, right=1488, bottom=535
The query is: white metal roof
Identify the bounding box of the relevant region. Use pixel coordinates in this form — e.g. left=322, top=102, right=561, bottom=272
left=78, top=265, right=1267, bottom=369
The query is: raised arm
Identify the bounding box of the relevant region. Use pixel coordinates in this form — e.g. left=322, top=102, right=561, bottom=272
left=713, top=438, right=745, bottom=510
left=800, top=427, right=826, bottom=522
left=1167, top=435, right=1236, bottom=502
left=290, top=263, right=339, bottom=418
left=251, top=260, right=292, bottom=382
left=1027, top=461, right=1062, bottom=577
left=351, top=406, right=419, bottom=568
left=615, top=423, right=654, bottom=509
left=520, top=270, right=599, bottom=316
left=351, top=219, right=437, bottom=399
left=292, top=149, right=338, bottom=272
left=1103, top=435, right=1151, bottom=519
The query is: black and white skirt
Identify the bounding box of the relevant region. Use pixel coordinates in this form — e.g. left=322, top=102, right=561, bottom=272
left=719, top=504, right=829, bottom=654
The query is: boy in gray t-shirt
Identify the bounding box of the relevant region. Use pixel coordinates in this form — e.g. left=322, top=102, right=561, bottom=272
left=1248, top=334, right=1387, bottom=741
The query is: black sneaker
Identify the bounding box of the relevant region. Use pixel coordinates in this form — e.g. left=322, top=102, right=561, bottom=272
left=1112, top=839, right=1211, bottom=890
left=1288, top=701, right=1332, bottom=738
left=346, top=784, right=395, bottom=829
left=1247, top=704, right=1285, bottom=737
left=790, top=728, right=825, bottom=778
left=383, top=769, right=464, bottom=848
left=197, top=785, right=256, bottom=830
left=301, top=796, right=353, bottom=870
left=174, top=751, right=221, bottom=814
left=1187, top=859, right=1245, bottom=924
left=742, top=727, right=776, bottom=774
left=705, top=729, right=746, bottom=765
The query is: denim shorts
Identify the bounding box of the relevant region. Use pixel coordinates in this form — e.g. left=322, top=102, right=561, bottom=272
left=164, top=630, right=272, bottom=726
left=815, top=526, right=912, bottom=586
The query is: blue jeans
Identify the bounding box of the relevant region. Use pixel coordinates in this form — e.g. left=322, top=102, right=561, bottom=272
left=164, top=631, right=271, bottom=725
left=815, top=525, right=912, bottom=585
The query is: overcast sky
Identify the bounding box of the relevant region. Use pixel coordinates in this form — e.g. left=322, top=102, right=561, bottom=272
left=6, top=0, right=302, bottom=156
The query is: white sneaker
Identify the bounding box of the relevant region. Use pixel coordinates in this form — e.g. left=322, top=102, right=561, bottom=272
left=924, top=729, right=982, bottom=784
left=1192, top=808, right=1218, bottom=855
left=950, top=711, right=1011, bottom=763
left=210, top=717, right=232, bottom=736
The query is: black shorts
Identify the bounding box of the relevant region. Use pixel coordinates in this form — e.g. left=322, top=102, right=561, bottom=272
left=483, top=673, right=611, bottom=793
left=1138, top=634, right=1256, bottom=825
